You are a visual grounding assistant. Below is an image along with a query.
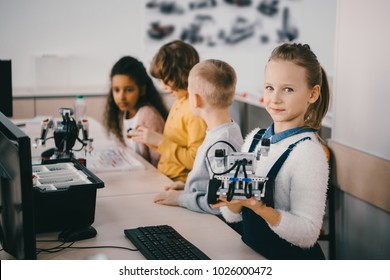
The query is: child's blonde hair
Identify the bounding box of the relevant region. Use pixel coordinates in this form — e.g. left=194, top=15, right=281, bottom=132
left=189, top=59, right=237, bottom=108
left=269, top=43, right=330, bottom=129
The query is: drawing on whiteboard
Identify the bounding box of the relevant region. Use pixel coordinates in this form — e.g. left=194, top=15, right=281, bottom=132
left=144, top=0, right=302, bottom=50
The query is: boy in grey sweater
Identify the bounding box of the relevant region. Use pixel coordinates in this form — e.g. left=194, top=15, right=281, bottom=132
left=153, top=59, right=243, bottom=214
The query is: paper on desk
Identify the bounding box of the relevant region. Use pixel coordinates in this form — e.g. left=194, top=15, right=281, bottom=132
left=77, top=147, right=144, bottom=173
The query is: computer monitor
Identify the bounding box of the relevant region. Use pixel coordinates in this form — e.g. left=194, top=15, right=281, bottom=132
left=0, top=111, right=36, bottom=259
left=0, top=60, right=13, bottom=117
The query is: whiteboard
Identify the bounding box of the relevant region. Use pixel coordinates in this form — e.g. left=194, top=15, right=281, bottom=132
left=332, top=0, right=390, bottom=161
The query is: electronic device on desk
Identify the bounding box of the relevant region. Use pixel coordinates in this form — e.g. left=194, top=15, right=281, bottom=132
left=207, top=139, right=273, bottom=205
left=32, top=158, right=104, bottom=234
left=58, top=225, right=97, bottom=242
left=124, top=225, right=210, bottom=260
left=34, top=107, right=93, bottom=162
left=0, top=111, right=36, bottom=260
left=0, top=112, right=104, bottom=259
left=32, top=107, right=104, bottom=236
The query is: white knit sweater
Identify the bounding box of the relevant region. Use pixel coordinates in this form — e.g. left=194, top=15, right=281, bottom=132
left=220, top=128, right=329, bottom=248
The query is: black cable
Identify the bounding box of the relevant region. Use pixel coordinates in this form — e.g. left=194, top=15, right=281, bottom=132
left=55, top=115, right=85, bottom=155
left=211, top=159, right=240, bottom=176
left=242, top=163, right=252, bottom=198
left=64, top=113, right=71, bottom=153
left=62, top=245, right=139, bottom=252
left=72, top=136, right=86, bottom=152
left=72, top=120, right=88, bottom=152
left=37, top=239, right=64, bottom=242
left=205, top=140, right=237, bottom=175
left=36, top=240, right=139, bottom=255
left=227, top=160, right=241, bottom=201
left=36, top=242, right=74, bottom=254
left=42, top=136, right=54, bottom=142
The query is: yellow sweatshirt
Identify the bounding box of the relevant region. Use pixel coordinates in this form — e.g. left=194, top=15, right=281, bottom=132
left=157, top=95, right=207, bottom=182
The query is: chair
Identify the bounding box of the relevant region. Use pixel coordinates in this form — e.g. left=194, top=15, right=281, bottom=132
left=318, top=145, right=336, bottom=259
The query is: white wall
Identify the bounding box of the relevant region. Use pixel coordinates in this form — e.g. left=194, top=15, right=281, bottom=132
left=0, top=0, right=336, bottom=96
left=332, top=0, right=390, bottom=161
left=0, top=0, right=146, bottom=89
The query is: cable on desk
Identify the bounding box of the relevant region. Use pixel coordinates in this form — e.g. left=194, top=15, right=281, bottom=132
left=36, top=239, right=139, bottom=255
left=36, top=242, right=73, bottom=254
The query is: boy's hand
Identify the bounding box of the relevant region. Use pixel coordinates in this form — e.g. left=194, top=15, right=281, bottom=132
left=128, top=125, right=163, bottom=147
left=154, top=190, right=181, bottom=206
left=164, top=181, right=185, bottom=191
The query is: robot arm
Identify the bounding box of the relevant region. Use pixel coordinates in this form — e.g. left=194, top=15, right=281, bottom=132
left=35, top=117, right=53, bottom=146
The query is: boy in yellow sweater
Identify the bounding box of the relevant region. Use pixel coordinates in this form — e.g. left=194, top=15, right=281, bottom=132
left=130, top=40, right=207, bottom=182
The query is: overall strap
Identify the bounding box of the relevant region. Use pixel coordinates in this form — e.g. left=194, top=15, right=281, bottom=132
left=248, top=129, right=267, bottom=153
left=267, top=137, right=312, bottom=178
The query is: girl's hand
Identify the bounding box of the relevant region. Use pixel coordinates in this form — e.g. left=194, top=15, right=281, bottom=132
left=210, top=196, right=244, bottom=213
left=212, top=196, right=278, bottom=226
left=240, top=197, right=266, bottom=213
left=128, top=125, right=163, bottom=147
left=211, top=196, right=267, bottom=212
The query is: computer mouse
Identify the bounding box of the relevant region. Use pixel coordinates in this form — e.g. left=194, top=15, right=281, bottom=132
left=58, top=225, right=97, bottom=242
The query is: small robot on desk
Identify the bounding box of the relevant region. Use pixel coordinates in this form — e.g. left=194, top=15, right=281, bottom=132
left=34, top=107, right=93, bottom=163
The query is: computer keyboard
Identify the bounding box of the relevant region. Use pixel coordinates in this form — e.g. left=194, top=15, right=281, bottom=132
left=124, top=225, right=210, bottom=260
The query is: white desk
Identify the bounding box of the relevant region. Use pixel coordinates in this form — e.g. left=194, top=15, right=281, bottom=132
left=34, top=193, right=264, bottom=260
left=1, top=117, right=265, bottom=260
left=95, top=167, right=173, bottom=197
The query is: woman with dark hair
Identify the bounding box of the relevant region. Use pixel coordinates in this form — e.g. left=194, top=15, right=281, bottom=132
left=103, top=56, right=168, bottom=167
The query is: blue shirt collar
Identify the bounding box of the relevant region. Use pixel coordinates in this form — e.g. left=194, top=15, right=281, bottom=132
left=263, top=123, right=317, bottom=144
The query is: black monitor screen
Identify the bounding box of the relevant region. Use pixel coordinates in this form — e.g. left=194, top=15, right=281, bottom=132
left=0, top=60, right=13, bottom=117
left=0, top=111, right=36, bottom=259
